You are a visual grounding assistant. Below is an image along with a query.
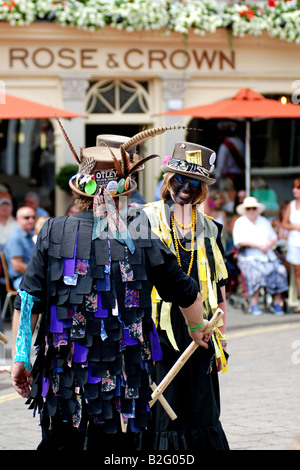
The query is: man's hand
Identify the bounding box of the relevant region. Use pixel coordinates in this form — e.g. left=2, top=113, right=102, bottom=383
left=11, top=362, right=32, bottom=398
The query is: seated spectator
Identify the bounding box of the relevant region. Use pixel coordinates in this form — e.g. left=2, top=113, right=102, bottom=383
left=24, top=191, right=49, bottom=218
left=271, top=212, right=290, bottom=274
left=4, top=206, right=36, bottom=290
left=232, top=196, right=288, bottom=315
left=205, top=189, right=228, bottom=250
left=219, top=178, right=237, bottom=215
left=272, top=200, right=290, bottom=243
left=251, top=177, right=279, bottom=220
left=227, top=188, right=246, bottom=235
left=32, top=216, right=49, bottom=244
left=0, top=195, right=18, bottom=250
left=0, top=185, right=17, bottom=216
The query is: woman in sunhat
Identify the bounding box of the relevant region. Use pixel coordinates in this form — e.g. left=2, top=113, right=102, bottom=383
left=142, top=141, right=229, bottom=450
left=233, top=196, right=288, bottom=315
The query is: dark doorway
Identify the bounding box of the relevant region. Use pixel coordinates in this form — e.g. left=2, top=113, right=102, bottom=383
left=85, top=124, right=144, bottom=148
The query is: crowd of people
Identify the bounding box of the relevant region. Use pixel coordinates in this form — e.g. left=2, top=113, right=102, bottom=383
left=0, top=188, right=80, bottom=317
left=0, top=125, right=299, bottom=452
left=204, top=176, right=300, bottom=315
left=1, top=170, right=296, bottom=321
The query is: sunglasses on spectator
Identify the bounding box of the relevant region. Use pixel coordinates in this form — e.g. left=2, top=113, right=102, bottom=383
left=246, top=207, right=258, bottom=211
left=173, top=174, right=201, bottom=187
left=22, top=215, right=36, bottom=220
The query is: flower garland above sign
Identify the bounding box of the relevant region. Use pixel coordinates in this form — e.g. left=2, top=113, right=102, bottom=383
left=0, top=0, right=300, bottom=44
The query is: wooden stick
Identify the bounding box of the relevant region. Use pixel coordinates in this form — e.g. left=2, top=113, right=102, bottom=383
left=150, top=382, right=177, bottom=421
left=0, top=332, right=8, bottom=345
left=150, top=309, right=223, bottom=407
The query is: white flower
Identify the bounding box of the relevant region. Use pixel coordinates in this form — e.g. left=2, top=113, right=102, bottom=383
left=0, top=0, right=298, bottom=43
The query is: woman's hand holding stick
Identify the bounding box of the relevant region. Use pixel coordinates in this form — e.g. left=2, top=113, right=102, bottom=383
left=150, top=308, right=224, bottom=408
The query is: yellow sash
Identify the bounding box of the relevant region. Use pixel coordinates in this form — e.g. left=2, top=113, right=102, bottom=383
left=144, top=201, right=228, bottom=368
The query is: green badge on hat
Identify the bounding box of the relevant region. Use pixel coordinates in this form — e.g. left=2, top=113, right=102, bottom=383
left=117, top=178, right=125, bottom=194
left=85, top=179, right=97, bottom=195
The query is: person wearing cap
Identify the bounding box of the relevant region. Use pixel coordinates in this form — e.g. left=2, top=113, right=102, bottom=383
left=232, top=196, right=288, bottom=315
left=142, top=142, right=229, bottom=450
left=10, top=129, right=211, bottom=452
left=24, top=191, right=50, bottom=218
left=0, top=195, right=18, bottom=250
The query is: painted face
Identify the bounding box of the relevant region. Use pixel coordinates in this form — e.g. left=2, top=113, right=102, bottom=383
left=170, top=174, right=201, bottom=205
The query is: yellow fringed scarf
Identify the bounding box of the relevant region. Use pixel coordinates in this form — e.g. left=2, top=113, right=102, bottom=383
left=144, top=200, right=228, bottom=367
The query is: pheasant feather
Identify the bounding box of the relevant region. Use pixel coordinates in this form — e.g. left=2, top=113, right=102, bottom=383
left=128, top=154, right=160, bottom=175
left=121, top=125, right=189, bottom=152
left=79, top=157, right=96, bottom=175
left=55, top=115, right=81, bottom=164
left=98, top=140, right=124, bottom=177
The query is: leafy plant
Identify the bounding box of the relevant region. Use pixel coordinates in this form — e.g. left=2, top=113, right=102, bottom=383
left=55, top=164, right=78, bottom=193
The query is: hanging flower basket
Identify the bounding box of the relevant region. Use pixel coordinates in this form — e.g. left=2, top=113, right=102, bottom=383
left=0, top=1, right=300, bottom=44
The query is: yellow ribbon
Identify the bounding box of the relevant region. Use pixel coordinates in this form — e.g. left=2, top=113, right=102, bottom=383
left=160, top=301, right=179, bottom=351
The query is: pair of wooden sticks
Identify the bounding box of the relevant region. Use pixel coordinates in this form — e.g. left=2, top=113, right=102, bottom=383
left=149, top=308, right=224, bottom=420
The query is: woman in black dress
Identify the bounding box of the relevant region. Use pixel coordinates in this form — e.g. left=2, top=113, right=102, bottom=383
left=142, top=141, right=229, bottom=450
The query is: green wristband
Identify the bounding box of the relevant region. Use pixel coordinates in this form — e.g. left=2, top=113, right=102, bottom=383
left=187, top=320, right=205, bottom=331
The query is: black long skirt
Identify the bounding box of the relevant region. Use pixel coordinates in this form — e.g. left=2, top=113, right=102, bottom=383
left=139, top=305, right=229, bottom=451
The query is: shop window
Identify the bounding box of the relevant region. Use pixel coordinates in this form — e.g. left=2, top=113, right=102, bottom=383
left=85, top=79, right=149, bottom=114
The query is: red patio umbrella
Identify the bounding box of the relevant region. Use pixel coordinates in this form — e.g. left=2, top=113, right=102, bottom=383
left=0, top=93, right=84, bottom=119
left=158, top=88, right=300, bottom=194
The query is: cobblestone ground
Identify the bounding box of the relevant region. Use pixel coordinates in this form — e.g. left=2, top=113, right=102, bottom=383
left=220, top=323, right=300, bottom=450
left=1, top=309, right=300, bottom=452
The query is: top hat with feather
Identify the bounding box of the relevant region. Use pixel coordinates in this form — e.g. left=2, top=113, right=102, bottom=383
left=63, top=124, right=192, bottom=198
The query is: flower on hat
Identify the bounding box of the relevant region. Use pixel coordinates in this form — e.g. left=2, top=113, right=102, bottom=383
left=162, top=155, right=172, bottom=165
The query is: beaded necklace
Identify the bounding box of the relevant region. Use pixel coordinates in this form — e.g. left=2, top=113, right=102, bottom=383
left=171, top=206, right=196, bottom=275
left=173, top=213, right=193, bottom=230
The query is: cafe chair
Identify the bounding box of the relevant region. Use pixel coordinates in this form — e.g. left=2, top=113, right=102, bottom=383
left=0, top=251, right=17, bottom=321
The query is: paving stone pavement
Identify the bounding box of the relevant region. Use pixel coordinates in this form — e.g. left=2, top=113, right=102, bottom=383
left=1, top=304, right=300, bottom=452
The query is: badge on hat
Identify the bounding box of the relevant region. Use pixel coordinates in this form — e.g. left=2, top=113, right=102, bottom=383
left=161, top=141, right=217, bottom=186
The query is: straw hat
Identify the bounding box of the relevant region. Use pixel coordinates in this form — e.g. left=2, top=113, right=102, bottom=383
left=161, top=141, right=216, bottom=185
left=236, top=196, right=265, bottom=215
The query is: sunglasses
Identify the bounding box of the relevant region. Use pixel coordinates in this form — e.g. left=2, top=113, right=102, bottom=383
left=22, top=215, right=36, bottom=220
left=173, top=174, right=201, bottom=188
left=246, top=207, right=258, bottom=211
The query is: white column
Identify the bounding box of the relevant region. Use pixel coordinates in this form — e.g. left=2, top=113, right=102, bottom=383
left=143, top=77, right=189, bottom=203
left=55, top=77, right=89, bottom=215
left=161, top=76, right=189, bottom=156
left=60, top=77, right=89, bottom=164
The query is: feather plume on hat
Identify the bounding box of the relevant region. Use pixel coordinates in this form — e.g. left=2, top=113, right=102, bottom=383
left=57, top=121, right=201, bottom=198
